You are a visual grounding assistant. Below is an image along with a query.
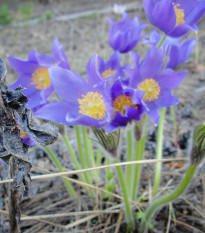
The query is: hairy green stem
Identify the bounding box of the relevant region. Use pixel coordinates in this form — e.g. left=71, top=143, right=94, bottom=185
left=115, top=158, right=134, bottom=230
left=141, top=164, right=197, bottom=232
left=82, top=126, right=91, bottom=168
left=96, top=149, right=102, bottom=176
left=75, top=126, right=94, bottom=197
left=153, top=108, right=166, bottom=197
left=62, top=134, right=84, bottom=182
left=126, top=129, right=133, bottom=196
left=87, top=137, right=99, bottom=180
left=132, top=135, right=146, bottom=200
left=157, top=33, right=166, bottom=49
left=45, top=146, right=77, bottom=198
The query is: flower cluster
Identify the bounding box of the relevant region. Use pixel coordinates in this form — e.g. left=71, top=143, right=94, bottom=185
left=8, top=3, right=205, bottom=135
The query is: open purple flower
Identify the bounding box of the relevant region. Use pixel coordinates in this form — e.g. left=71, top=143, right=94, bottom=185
left=34, top=66, right=114, bottom=128
left=166, top=37, right=196, bottom=69
left=105, top=79, right=146, bottom=133
left=129, top=47, right=187, bottom=124
left=144, top=0, right=205, bottom=37
left=108, top=11, right=147, bottom=53
left=86, top=52, right=129, bottom=87
left=143, top=30, right=196, bottom=69
left=8, top=38, right=70, bottom=109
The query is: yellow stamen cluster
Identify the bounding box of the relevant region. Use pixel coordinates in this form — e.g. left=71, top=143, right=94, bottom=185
left=78, top=91, right=106, bottom=120
left=102, top=69, right=116, bottom=79
left=113, top=95, right=138, bottom=115
left=32, top=67, right=51, bottom=90
left=174, top=3, right=185, bottom=26
left=138, top=79, right=160, bottom=101
left=20, top=131, right=28, bottom=138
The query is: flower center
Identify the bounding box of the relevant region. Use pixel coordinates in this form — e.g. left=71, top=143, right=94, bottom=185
left=32, top=67, right=51, bottom=89
left=78, top=91, right=106, bottom=119
left=20, top=131, right=28, bottom=138
left=174, top=3, right=185, bottom=26
left=113, top=95, right=138, bottom=115
left=138, top=79, right=160, bottom=101
left=102, top=69, right=116, bottom=79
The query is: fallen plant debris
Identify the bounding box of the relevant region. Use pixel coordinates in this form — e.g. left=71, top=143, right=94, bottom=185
left=0, top=57, right=58, bottom=232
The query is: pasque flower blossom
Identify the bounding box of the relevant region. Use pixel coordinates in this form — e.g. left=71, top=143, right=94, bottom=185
left=108, top=11, right=147, bottom=53
left=144, top=0, right=205, bottom=37
left=34, top=66, right=114, bottom=128
left=105, top=78, right=146, bottom=133
left=86, top=52, right=129, bottom=87
left=8, top=38, right=70, bottom=109
left=129, top=47, right=187, bottom=124
left=143, top=30, right=196, bottom=69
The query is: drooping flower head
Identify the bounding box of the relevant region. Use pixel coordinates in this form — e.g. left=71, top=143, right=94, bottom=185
left=129, top=47, right=187, bottom=124
left=108, top=11, right=147, bottom=53
left=105, top=78, right=146, bottom=133
left=8, top=38, right=70, bottom=109
left=34, top=66, right=114, bottom=128
left=86, top=52, right=129, bottom=87
left=144, top=0, right=205, bottom=37
left=143, top=30, right=196, bottom=69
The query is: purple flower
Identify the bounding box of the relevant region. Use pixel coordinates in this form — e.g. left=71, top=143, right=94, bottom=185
left=105, top=79, right=146, bottom=133
left=143, top=30, right=196, bottom=69
left=34, top=66, right=114, bottom=128
left=108, top=11, right=147, bottom=53
left=165, top=37, right=196, bottom=69
left=20, top=131, right=36, bottom=146
left=144, top=0, right=205, bottom=37
left=129, top=47, right=187, bottom=124
left=86, top=52, right=129, bottom=86
left=8, top=38, right=70, bottom=109
left=16, top=118, right=36, bottom=146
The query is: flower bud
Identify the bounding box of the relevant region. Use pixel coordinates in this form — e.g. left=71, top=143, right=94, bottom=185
left=134, top=115, right=147, bottom=141
left=191, top=124, right=205, bottom=166
left=92, top=127, right=120, bottom=157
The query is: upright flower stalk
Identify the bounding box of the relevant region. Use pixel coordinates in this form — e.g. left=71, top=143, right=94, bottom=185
left=141, top=164, right=197, bottom=233
left=141, top=123, right=205, bottom=232
left=44, top=146, right=77, bottom=198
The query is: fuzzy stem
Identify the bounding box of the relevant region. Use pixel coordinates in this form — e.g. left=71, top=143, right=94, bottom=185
left=157, top=34, right=166, bottom=49
left=45, top=146, right=77, bottom=198
left=82, top=126, right=91, bottom=168
left=87, top=137, right=99, bottom=180
left=115, top=158, right=134, bottom=230
left=62, top=134, right=84, bottom=182
left=126, top=129, right=133, bottom=196
left=153, top=108, right=166, bottom=197
left=96, top=149, right=102, bottom=176
left=132, top=116, right=147, bottom=200
left=132, top=135, right=146, bottom=200
left=82, top=126, right=93, bottom=183
left=170, top=105, right=179, bottom=147
left=141, top=164, right=197, bottom=232
left=75, top=126, right=94, bottom=198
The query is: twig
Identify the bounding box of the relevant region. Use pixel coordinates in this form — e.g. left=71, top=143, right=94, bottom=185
left=0, top=158, right=187, bottom=185
left=165, top=203, right=172, bottom=233
left=32, top=166, right=142, bottom=206
left=114, top=211, right=123, bottom=233
left=172, top=218, right=204, bottom=233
